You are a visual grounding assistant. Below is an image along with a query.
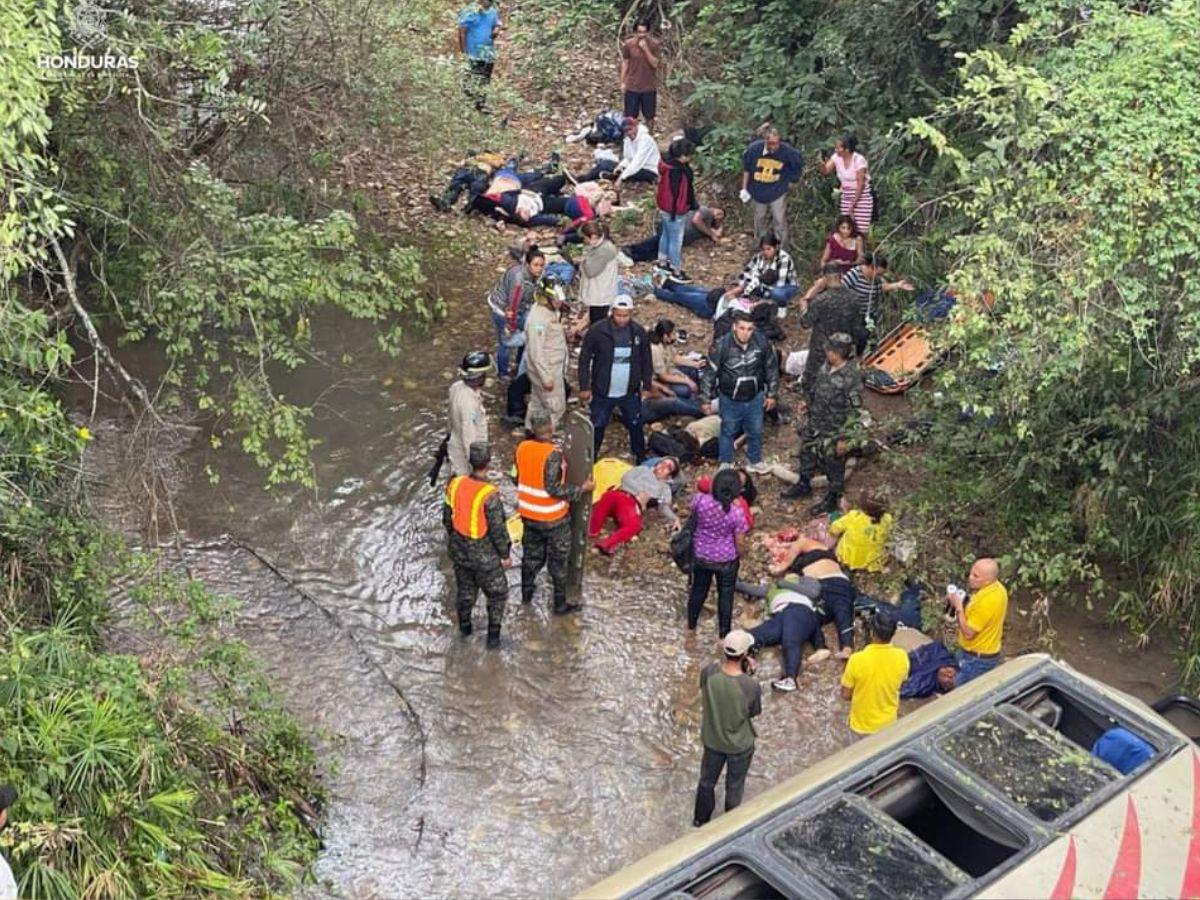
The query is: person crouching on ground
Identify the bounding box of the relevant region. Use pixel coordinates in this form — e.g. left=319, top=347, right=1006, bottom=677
left=694, top=629, right=761, bottom=827
left=750, top=573, right=832, bottom=693
left=829, top=493, right=893, bottom=573
left=841, top=609, right=910, bottom=737
left=589, top=456, right=680, bottom=555
left=688, top=468, right=750, bottom=637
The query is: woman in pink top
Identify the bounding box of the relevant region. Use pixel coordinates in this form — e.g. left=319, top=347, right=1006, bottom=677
left=818, top=215, right=864, bottom=272
left=821, top=135, right=873, bottom=233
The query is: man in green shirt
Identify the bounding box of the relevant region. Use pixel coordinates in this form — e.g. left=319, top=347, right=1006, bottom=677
left=693, top=630, right=762, bottom=826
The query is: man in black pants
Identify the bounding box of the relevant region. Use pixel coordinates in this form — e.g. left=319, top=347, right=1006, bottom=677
left=578, top=297, right=653, bottom=460
left=694, top=630, right=762, bottom=827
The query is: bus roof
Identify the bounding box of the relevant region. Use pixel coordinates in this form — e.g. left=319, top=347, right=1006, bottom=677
left=580, top=654, right=1196, bottom=900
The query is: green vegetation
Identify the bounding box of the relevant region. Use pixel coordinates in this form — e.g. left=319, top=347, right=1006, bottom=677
left=2, top=0, right=484, bottom=893
left=663, top=0, right=1200, bottom=678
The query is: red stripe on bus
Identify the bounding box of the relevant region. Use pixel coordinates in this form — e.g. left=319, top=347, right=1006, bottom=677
left=1179, top=752, right=1200, bottom=899
left=1049, top=835, right=1077, bottom=900
left=1103, top=796, right=1142, bottom=900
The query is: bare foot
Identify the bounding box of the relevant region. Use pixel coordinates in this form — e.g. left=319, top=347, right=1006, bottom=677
left=836, top=647, right=853, bottom=661
left=808, top=648, right=832, bottom=664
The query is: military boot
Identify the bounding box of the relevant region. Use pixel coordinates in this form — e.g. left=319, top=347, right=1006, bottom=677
left=486, top=624, right=501, bottom=649
left=521, top=587, right=534, bottom=605
left=429, top=191, right=454, bottom=212
left=553, top=592, right=581, bottom=616
left=459, top=620, right=473, bottom=637
left=782, top=477, right=813, bottom=500
left=808, top=492, right=841, bottom=517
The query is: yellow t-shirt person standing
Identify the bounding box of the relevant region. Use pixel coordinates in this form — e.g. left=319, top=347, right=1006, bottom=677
left=949, top=557, right=1008, bottom=685
left=841, top=613, right=909, bottom=735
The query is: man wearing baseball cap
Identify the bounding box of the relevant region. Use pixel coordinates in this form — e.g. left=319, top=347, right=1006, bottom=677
left=693, top=630, right=762, bottom=827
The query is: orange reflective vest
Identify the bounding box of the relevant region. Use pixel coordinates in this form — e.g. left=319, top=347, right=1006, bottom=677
left=515, top=439, right=569, bottom=523
left=445, top=475, right=496, bottom=539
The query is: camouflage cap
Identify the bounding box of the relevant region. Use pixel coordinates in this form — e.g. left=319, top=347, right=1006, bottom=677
left=827, top=332, right=854, bottom=356
left=468, top=441, right=492, bottom=470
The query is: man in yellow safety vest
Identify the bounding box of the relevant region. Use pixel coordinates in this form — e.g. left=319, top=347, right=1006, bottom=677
left=444, top=442, right=512, bottom=648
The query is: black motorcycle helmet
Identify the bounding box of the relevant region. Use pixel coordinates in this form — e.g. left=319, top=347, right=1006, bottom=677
left=459, top=350, right=493, bottom=380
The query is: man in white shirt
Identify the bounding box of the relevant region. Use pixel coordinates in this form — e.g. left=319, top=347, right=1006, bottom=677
left=578, top=117, right=660, bottom=185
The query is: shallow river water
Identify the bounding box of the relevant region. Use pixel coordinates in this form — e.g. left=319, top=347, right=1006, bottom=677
left=82, top=293, right=1181, bottom=898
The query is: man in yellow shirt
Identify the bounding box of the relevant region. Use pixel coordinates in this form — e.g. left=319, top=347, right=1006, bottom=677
left=840, top=612, right=909, bottom=736
left=948, top=557, right=1008, bottom=685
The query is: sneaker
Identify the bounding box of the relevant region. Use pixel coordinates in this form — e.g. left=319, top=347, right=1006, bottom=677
left=671, top=268, right=693, bottom=284
left=746, top=461, right=772, bottom=475
left=771, top=677, right=798, bottom=692
left=808, top=648, right=832, bottom=664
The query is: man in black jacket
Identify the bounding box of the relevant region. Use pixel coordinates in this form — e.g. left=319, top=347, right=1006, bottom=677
left=578, top=297, right=653, bottom=460
left=700, top=311, right=779, bottom=471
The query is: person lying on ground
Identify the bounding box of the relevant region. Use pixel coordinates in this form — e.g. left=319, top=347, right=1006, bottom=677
left=897, top=633, right=958, bottom=699
left=430, top=150, right=509, bottom=212
left=654, top=274, right=737, bottom=321
left=589, top=456, right=681, bottom=555
left=795, top=263, right=868, bottom=399
left=468, top=166, right=569, bottom=223
left=576, top=117, right=661, bottom=185
left=565, top=109, right=626, bottom=145
left=841, top=609, right=909, bottom=736
left=819, top=215, right=864, bottom=272
left=767, top=533, right=857, bottom=657
left=623, top=206, right=727, bottom=263
left=749, top=574, right=833, bottom=693
left=829, top=493, right=893, bottom=573
left=725, top=234, right=799, bottom=305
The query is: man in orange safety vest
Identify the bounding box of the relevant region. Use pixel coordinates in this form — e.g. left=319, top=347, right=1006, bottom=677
left=515, top=412, right=593, bottom=614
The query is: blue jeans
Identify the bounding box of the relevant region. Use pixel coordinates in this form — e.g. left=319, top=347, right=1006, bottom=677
left=750, top=603, right=824, bottom=679
left=591, top=393, right=646, bottom=460
left=492, top=309, right=510, bottom=376
left=643, top=396, right=704, bottom=424
left=658, top=211, right=687, bottom=270
left=769, top=284, right=799, bottom=304
left=718, top=392, right=765, bottom=464
left=957, top=650, right=1000, bottom=685
left=654, top=284, right=715, bottom=319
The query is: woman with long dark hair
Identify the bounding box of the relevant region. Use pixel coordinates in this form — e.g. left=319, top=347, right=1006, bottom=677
left=820, top=134, right=873, bottom=233
left=818, top=215, right=864, bottom=272
left=687, top=468, right=750, bottom=637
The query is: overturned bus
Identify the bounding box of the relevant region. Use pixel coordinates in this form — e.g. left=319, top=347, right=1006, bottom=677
left=581, top=654, right=1200, bottom=900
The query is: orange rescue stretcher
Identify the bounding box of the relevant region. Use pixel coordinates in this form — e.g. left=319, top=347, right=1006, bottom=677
left=861, top=321, right=940, bottom=394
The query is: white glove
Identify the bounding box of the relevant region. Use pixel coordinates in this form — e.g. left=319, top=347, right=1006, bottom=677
left=739, top=189, right=751, bottom=203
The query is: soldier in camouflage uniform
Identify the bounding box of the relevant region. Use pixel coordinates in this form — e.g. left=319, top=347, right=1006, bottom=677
left=783, top=333, right=867, bottom=515
left=515, top=412, right=594, bottom=615
left=444, top=442, right=512, bottom=648
left=796, top=264, right=867, bottom=400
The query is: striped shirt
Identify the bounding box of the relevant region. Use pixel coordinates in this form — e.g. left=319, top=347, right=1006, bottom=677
left=842, top=266, right=883, bottom=326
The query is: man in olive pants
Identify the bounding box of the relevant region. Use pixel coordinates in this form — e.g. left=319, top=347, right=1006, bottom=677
left=694, top=630, right=762, bottom=826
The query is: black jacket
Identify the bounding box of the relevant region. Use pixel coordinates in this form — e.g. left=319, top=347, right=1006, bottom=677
left=701, top=330, right=780, bottom=403
left=578, top=319, right=653, bottom=398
